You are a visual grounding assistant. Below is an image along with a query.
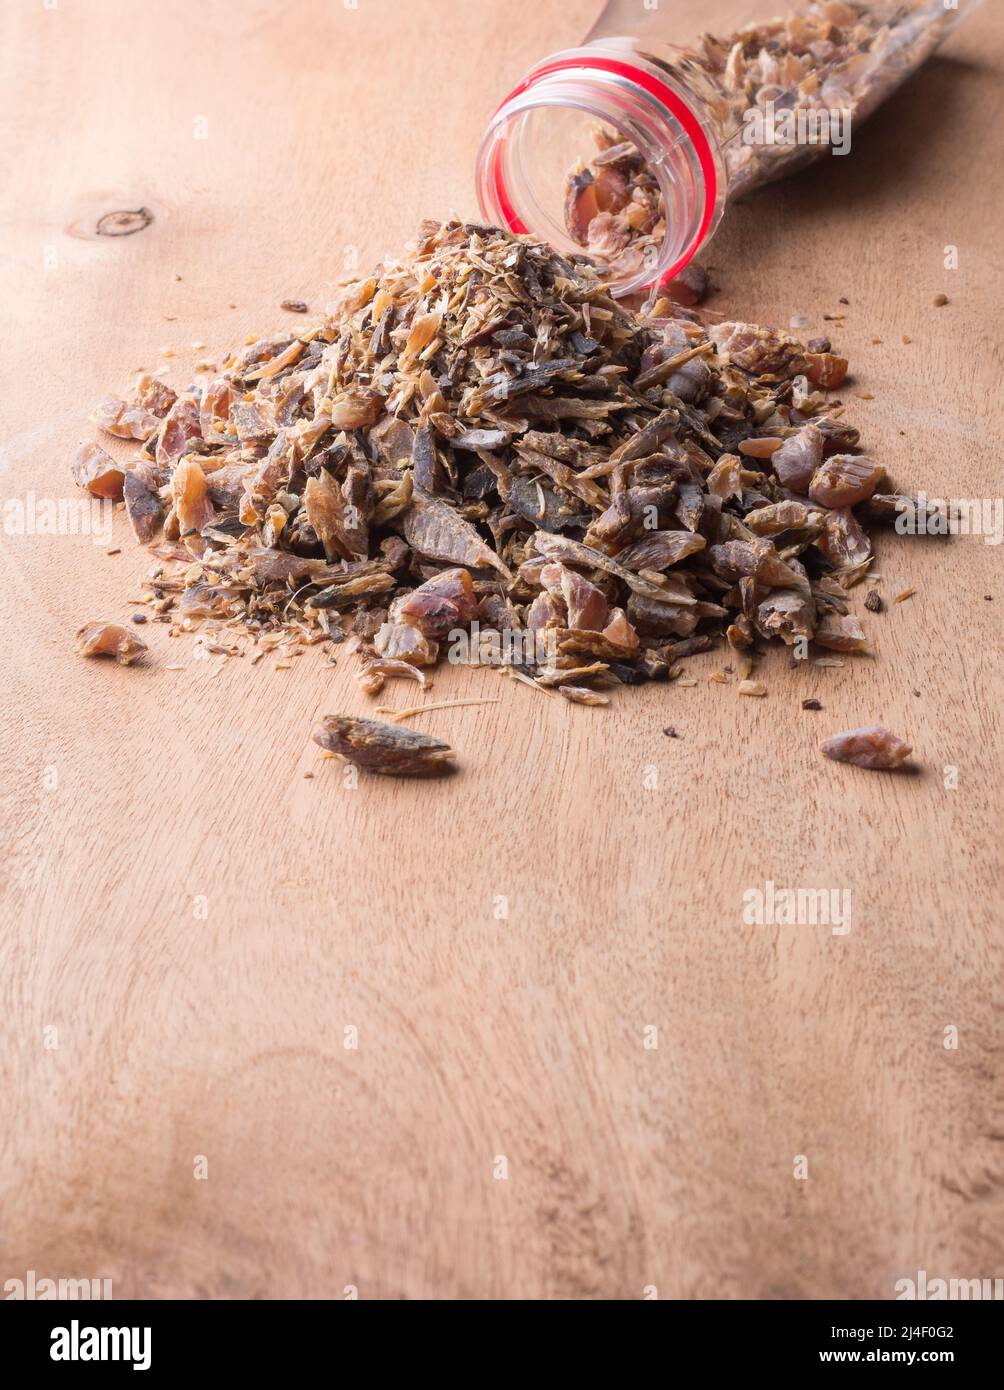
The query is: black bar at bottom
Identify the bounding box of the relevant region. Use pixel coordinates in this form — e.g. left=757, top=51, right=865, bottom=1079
left=3, top=1298, right=994, bottom=1375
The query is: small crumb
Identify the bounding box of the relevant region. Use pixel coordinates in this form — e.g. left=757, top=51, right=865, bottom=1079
left=274, top=660, right=292, bottom=670
left=864, top=589, right=883, bottom=613
left=165, top=663, right=185, bottom=671
left=662, top=726, right=681, bottom=738
left=131, top=612, right=147, bottom=624
left=163, top=313, right=178, bottom=322
left=228, top=302, right=237, bottom=309
left=191, top=340, right=205, bottom=350
left=933, top=293, right=948, bottom=307
left=823, top=312, right=845, bottom=321
left=912, top=689, right=921, bottom=697
left=894, top=586, right=916, bottom=603
left=838, top=296, right=850, bottom=305
left=814, top=657, right=845, bottom=668
left=738, top=678, right=767, bottom=697
left=985, top=594, right=993, bottom=601
left=303, top=771, right=314, bottom=779
left=801, top=698, right=822, bottom=710
left=871, top=337, right=882, bottom=345
left=281, top=298, right=309, bottom=313
left=173, top=273, right=182, bottom=282
left=194, top=360, right=215, bottom=372
left=709, top=670, right=729, bottom=684
left=106, top=547, right=121, bottom=556
left=854, top=391, right=875, bottom=400
left=902, top=334, right=912, bottom=344
left=789, top=314, right=812, bottom=329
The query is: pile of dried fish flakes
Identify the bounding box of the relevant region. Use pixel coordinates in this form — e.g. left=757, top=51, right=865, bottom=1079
left=74, top=219, right=927, bottom=700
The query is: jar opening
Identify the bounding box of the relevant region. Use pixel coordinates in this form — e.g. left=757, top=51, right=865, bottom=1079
left=477, top=50, right=724, bottom=296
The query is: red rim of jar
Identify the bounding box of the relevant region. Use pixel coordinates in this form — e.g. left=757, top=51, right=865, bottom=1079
left=482, top=54, right=719, bottom=289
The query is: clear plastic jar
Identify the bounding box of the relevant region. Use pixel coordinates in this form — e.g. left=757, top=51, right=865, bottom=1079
left=476, top=0, right=982, bottom=296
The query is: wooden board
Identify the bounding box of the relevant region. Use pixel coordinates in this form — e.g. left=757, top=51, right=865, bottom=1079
left=1, top=0, right=1001, bottom=1300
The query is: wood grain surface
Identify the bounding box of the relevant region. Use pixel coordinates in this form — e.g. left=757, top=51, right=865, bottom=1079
left=1, top=0, right=1002, bottom=1301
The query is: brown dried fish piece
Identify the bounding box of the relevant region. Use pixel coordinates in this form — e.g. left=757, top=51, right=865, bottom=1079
left=175, top=583, right=238, bottom=619
left=809, top=455, right=883, bottom=509
left=601, top=607, right=639, bottom=651
left=243, top=338, right=305, bottom=382
left=627, top=594, right=699, bottom=638
left=744, top=500, right=817, bottom=536
left=452, top=427, right=513, bottom=452
left=821, top=725, right=912, bottom=770
left=369, top=414, right=416, bottom=467
left=411, top=425, right=452, bottom=497
left=709, top=322, right=806, bottom=379
left=393, top=567, right=478, bottom=639
left=514, top=442, right=609, bottom=512
left=559, top=684, right=610, bottom=707
left=312, top=714, right=455, bottom=777
left=613, top=530, right=706, bottom=572
left=507, top=477, right=591, bottom=533
left=199, top=377, right=238, bottom=444
left=205, top=463, right=253, bottom=510
left=813, top=417, right=860, bottom=454
left=400, top=311, right=443, bottom=367
left=813, top=612, right=868, bottom=653
left=340, top=463, right=373, bottom=558
left=76, top=620, right=147, bottom=665
left=329, top=389, right=384, bottom=430
left=403, top=493, right=512, bottom=580
left=233, top=400, right=278, bottom=443
left=359, top=657, right=431, bottom=689
left=772, top=423, right=823, bottom=492
left=245, top=548, right=330, bottom=583
left=709, top=538, right=810, bottom=594
left=564, top=175, right=600, bottom=246
left=814, top=506, right=872, bottom=574
left=373, top=621, right=438, bottom=667
left=755, top=589, right=816, bottom=645
left=309, top=573, right=396, bottom=608
left=355, top=668, right=384, bottom=696
left=156, top=397, right=202, bottom=468
left=71, top=442, right=125, bottom=500
left=532, top=531, right=681, bottom=604
left=805, top=353, right=849, bottom=389
left=123, top=464, right=164, bottom=542
left=304, top=471, right=344, bottom=563
left=738, top=436, right=783, bottom=460
left=556, top=621, right=638, bottom=661
left=90, top=395, right=161, bottom=441
left=540, top=563, right=609, bottom=632
left=858, top=493, right=946, bottom=530
left=526, top=589, right=566, bottom=634
left=134, top=375, right=177, bottom=418
left=171, top=456, right=214, bottom=535
left=705, top=453, right=743, bottom=500
left=582, top=490, right=634, bottom=550
left=664, top=355, right=714, bottom=405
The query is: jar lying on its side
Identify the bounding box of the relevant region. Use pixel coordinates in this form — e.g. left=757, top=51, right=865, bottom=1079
left=476, top=0, right=982, bottom=296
